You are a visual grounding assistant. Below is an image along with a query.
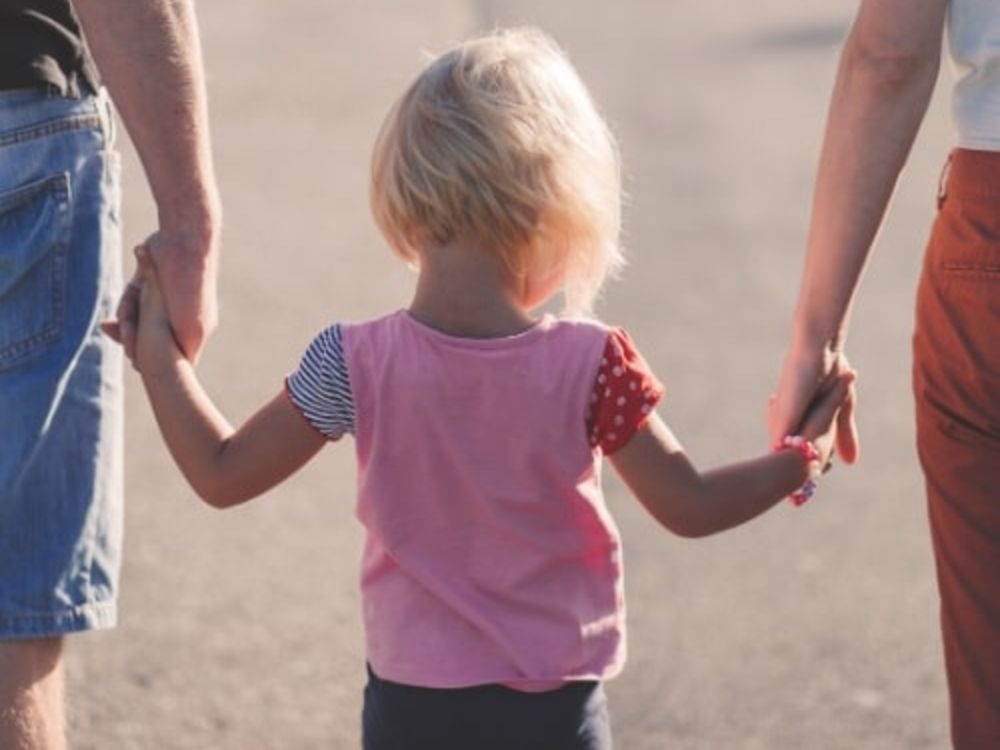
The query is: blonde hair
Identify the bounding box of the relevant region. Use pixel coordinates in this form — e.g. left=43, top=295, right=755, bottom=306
left=370, top=27, right=623, bottom=314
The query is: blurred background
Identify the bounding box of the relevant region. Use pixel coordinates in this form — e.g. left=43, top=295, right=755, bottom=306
left=67, top=1, right=953, bottom=747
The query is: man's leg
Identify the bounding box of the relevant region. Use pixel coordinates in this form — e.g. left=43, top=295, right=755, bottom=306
left=0, top=90, right=123, bottom=750
left=0, top=638, right=65, bottom=750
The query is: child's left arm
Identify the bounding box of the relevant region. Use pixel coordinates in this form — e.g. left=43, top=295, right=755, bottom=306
left=610, top=370, right=853, bottom=538
left=130, top=247, right=327, bottom=508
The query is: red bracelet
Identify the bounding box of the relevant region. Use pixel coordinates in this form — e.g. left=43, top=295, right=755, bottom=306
left=774, top=435, right=821, bottom=506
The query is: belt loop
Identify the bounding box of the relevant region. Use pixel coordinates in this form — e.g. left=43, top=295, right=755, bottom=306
left=936, top=150, right=954, bottom=209
left=96, top=87, right=117, bottom=148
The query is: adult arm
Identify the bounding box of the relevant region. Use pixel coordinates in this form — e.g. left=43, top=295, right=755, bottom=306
left=76, top=0, right=222, bottom=362
left=769, top=0, right=949, bottom=458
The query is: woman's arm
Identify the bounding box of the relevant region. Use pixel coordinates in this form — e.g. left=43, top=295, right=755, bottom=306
left=612, top=373, right=852, bottom=538
left=769, top=0, right=949, bottom=455
left=134, top=249, right=327, bottom=508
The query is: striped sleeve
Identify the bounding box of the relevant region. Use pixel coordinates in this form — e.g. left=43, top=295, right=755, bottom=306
left=285, top=324, right=355, bottom=440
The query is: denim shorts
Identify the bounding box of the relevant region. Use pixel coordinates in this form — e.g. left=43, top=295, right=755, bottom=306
left=362, top=665, right=613, bottom=749
left=0, top=88, right=123, bottom=638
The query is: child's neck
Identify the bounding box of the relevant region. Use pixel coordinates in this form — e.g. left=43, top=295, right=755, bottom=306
left=408, top=242, right=538, bottom=339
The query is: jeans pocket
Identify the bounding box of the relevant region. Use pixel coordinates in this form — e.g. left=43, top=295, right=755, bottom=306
left=0, top=172, right=72, bottom=370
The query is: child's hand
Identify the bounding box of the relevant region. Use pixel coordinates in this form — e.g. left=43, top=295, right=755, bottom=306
left=794, top=359, right=857, bottom=469
left=99, top=268, right=142, bottom=361
left=132, top=244, right=186, bottom=375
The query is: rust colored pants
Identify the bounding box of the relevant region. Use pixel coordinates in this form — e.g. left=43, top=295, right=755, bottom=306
left=913, top=148, right=1000, bottom=749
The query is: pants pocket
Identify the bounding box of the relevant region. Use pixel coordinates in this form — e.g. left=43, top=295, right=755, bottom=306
left=0, top=172, right=72, bottom=370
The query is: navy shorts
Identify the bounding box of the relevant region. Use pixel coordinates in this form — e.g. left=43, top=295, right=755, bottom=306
left=362, top=665, right=612, bottom=750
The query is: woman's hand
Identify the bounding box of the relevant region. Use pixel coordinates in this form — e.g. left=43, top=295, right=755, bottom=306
left=780, top=355, right=858, bottom=469
left=770, top=345, right=860, bottom=465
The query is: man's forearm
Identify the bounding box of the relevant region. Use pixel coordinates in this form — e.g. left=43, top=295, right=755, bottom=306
left=73, top=0, right=221, bottom=240
left=792, top=5, right=945, bottom=354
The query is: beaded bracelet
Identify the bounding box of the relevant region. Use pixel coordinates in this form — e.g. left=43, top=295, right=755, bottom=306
left=774, top=435, right=822, bottom=506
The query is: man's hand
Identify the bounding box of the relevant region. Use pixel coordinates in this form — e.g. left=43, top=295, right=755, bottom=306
left=143, top=223, right=219, bottom=362
left=102, top=222, right=219, bottom=364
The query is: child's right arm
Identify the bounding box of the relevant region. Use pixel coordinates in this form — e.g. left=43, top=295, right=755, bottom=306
left=610, top=373, right=853, bottom=538
left=130, top=247, right=327, bottom=508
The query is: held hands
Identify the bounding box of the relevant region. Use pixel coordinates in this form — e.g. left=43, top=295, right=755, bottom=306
left=787, top=360, right=857, bottom=469
left=769, top=346, right=859, bottom=464
left=101, top=244, right=186, bottom=375
left=101, top=225, right=219, bottom=364
left=772, top=358, right=856, bottom=505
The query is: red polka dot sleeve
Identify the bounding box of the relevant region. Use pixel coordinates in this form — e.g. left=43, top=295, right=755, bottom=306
left=586, top=328, right=665, bottom=455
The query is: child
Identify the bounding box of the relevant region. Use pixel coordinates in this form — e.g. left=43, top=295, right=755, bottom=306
left=119, top=27, right=853, bottom=750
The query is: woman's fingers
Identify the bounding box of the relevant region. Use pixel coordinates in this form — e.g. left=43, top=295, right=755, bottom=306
left=835, top=379, right=860, bottom=463
left=800, top=370, right=856, bottom=440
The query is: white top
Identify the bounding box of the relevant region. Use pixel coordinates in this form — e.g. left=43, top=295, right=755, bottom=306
left=949, top=0, right=1000, bottom=150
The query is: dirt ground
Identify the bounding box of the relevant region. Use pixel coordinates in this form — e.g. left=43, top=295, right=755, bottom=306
left=67, top=1, right=953, bottom=747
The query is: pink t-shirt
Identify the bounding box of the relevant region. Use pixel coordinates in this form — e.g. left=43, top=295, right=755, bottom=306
left=287, top=311, right=663, bottom=690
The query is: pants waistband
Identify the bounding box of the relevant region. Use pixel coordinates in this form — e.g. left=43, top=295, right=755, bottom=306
left=941, top=148, right=1000, bottom=203
left=0, top=87, right=114, bottom=148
